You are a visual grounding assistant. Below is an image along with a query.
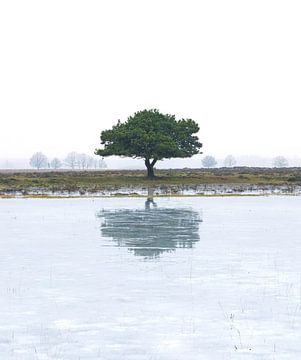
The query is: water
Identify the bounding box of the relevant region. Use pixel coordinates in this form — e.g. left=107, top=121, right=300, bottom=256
left=0, top=197, right=301, bottom=359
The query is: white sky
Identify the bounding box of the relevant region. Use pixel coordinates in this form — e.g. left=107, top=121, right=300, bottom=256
left=0, top=0, right=301, bottom=159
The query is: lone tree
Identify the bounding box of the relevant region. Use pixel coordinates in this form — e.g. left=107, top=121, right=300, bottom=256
left=95, top=109, right=202, bottom=178
left=29, top=152, right=48, bottom=170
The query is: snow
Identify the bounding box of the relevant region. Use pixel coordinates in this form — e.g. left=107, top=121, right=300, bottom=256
left=0, top=197, right=301, bottom=359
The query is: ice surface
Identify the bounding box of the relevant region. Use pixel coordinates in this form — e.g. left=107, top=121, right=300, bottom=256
left=0, top=197, right=301, bottom=359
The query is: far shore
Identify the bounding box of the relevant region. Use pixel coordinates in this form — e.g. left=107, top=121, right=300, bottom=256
left=1, top=167, right=301, bottom=198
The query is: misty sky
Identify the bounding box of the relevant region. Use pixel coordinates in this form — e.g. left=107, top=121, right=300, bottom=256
left=1, top=0, right=301, bottom=159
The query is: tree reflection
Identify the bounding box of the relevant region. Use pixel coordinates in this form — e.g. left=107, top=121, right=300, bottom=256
left=96, top=200, right=202, bottom=258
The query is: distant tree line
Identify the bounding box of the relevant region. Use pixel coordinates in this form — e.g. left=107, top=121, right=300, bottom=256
left=29, top=152, right=290, bottom=170
left=29, top=152, right=107, bottom=170
left=201, top=155, right=236, bottom=168
left=201, top=154, right=289, bottom=168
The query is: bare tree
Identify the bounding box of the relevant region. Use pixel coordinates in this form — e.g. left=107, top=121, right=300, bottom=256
left=273, top=156, right=288, bottom=168
left=64, top=152, right=107, bottom=170
left=77, top=153, right=88, bottom=169
left=76, top=154, right=101, bottom=169
left=91, top=157, right=107, bottom=169
left=50, top=158, right=62, bottom=169
left=64, top=152, right=79, bottom=170
left=96, top=157, right=107, bottom=169
left=86, top=155, right=95, bottom=169
left=202, top=155, right=217, bottom=168
left=29, top=152, right=48, bottom=170
left=223, top=155, right=237, bottom=167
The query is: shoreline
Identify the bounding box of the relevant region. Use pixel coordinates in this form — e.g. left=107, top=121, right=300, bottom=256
left=0, top=194, right=297, bottom=199
left=1, top=186, right=300, bottom=199
left=1, top=168, right=301, bottom=199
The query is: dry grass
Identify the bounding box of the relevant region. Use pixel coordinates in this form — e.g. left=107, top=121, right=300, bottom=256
left=0, top=167, right=301, bottom=194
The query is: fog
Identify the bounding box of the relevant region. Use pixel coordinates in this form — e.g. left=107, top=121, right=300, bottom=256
left=1, top=1, right=301, bottom=159
left=2, top=155, right=301, bottom=170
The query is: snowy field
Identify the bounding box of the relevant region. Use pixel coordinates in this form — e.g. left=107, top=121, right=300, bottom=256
left=0, top=197, right=301, bottom=359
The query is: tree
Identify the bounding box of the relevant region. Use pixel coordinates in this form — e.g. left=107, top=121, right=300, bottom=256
left=202, top=155, right=217, bottom=168
left=273, top=156, right=288, bottom=168
left=77, top=154, right=96, bottom=169
left=64, top=152, right=79, bottom=169
left=78, top=153, right=88, bottom=169
left=91, top=157, right=107, bottom=169
left=29, top=152, right=48, bottom=170
left=95, top=157, right=107, bottom=169
left=95, top=109, right=202, bottom=178
left=50, top=158, right=62, bottom=169
left=223, top=154, right=236, bottom=167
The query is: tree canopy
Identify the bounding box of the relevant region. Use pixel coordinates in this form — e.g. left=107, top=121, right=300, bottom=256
left=202, top=155, right=217, bottom=168
left=223, top=155, right=236, bottom=167
left=273, top=156, right=288, bottom=168
left=95, top=109, right=202, bottom=178
left=29, top=152, right=48, bottom=170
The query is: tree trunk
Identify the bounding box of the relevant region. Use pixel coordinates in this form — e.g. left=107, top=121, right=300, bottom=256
left=145, top=159, right=157, bottom=179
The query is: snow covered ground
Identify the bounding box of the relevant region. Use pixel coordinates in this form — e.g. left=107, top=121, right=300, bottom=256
left=0, top=197, right=300, bottom=359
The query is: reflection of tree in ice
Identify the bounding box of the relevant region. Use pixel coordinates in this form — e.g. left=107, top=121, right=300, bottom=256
left=97, top=203, right=202, bottom=258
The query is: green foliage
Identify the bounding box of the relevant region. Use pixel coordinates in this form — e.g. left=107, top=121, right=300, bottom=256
left=95, top=110, right=202, bottom=167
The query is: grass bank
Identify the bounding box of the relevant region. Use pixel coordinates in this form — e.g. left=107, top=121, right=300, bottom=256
left=0, top=168, right=301, bottom=196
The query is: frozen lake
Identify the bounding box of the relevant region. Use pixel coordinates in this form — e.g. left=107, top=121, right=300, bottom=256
left=0, top=197, right=301, bottom=359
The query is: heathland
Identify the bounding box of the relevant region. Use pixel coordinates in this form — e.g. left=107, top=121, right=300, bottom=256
left=1, top=168, right=301, bottom=197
